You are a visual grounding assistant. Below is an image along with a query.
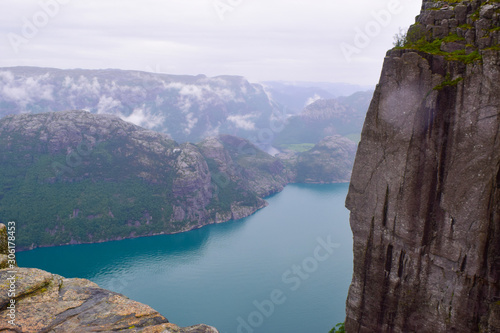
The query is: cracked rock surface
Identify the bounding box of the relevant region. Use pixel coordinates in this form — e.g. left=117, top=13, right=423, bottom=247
left=345, top=0, right=500, bottom=332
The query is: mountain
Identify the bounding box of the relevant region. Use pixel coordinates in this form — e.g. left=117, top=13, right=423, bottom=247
left=0, top=110, right=289, bottom=250
left=0, top=224, right=219, bottom=332
left=345, top=0, right=500, bottom=332
left=261, top=81, right=373, bottom=113
left=279, top=135, right=357, bottom=183
left=274, top=91, right=372, bottom=147
left=0, top=67, right=281, bottom=144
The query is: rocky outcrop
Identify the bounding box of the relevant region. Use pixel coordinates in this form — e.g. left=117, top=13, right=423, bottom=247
left=0, top=225, right=218, bottom=333
left=345, top=1, right=500, bottom=332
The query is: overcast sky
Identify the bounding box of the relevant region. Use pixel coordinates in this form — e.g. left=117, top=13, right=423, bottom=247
left=1, top=0, right=421, bottom=86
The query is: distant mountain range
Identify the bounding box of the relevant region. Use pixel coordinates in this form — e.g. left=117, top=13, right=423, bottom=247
left=274, top=91, right=373, bottom=147
left=262, top=81, right=373, bottom=114
left=0, top=67, right=281, bottom=144
left=0, top=67, right=372, bottom=151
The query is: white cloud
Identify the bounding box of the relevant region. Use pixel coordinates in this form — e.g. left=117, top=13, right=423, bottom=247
left=227, top=114, right=256, bottom=131
left=305, top=94, right=321, bottom=107
left=0, top=71, right=54, bottom=107
left=184, top=112, right=198, bottom=134
left=64, top=76, right=101, bottom=96
left=120, top=107, right=165, bottom=129
left=97, top=95, right=122, bottom=114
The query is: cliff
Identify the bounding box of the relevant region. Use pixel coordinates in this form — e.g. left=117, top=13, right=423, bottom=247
left=345, top=0, right=500, bottom=332
left=0, top=111, right=288, bottom=250
left=0, top=224, right=218, bottom=332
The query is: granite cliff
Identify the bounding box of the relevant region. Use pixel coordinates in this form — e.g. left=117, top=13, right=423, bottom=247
left=0, top=224, right=218, bottom=332
left=346, top=0, right=500, bottom=332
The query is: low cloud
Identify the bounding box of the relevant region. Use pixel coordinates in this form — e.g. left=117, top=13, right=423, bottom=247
left=0, top=71, right=54, bottom=108
left=97, top=95, right=122, bottom=114
left=120, top=107, right=165, bottom=129
left=227, top=114, right=256, bottom=131
left=305, top=94, right=321, bottom=107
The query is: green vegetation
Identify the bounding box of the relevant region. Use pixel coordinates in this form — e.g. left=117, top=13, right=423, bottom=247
left=329, top=322, right=345, bottom=333
left=395, top=32, right=483, bottom=64
left=0, top=123, right=269, bottom=249
left=279, top=143, right=315, bottom=153
left=434, top=74, right=464, bottom=91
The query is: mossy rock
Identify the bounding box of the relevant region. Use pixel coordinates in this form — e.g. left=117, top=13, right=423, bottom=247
left=0, top=224, right=7, bottom=255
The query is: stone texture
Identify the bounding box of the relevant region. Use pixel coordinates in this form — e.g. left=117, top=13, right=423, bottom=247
left=0, top=224, right=8, bottom=269
left=345, top=1, right=500, bottom=332
left=0, top=267, right=219, bottom=332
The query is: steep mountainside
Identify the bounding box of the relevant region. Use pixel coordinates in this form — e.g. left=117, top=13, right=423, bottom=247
left=278, top=135, right=357, bottom=183
left=346, top=0, right=500, bottom=332
left=0, top=224, right=219, bottom=332
left=0, top=67, right=280, bottom=143
left=274, top=91, right=372, bottom=147
left=0, top=111, right=288, bottom=250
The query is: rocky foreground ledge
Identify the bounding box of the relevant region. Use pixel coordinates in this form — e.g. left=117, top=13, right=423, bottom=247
left=0, top=225, right=219, bottom=333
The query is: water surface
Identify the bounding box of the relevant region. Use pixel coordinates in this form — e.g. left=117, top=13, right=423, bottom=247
left=18, top=183, right=352, bottom=333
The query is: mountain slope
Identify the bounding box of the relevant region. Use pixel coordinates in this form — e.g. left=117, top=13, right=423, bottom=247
left=278, top=135, right=357, bottom=183
left=0, top=110, right=288, bottom=250
left=345, top=0, right=500, bottom=332
left=274, top=91, right=372, bottom=147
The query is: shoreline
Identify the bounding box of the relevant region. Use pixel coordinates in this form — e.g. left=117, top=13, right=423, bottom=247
left=16, top=181, right=350, bottom=252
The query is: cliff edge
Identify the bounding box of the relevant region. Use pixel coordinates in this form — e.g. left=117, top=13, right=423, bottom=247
left=345, top=0, right=500, bottom=332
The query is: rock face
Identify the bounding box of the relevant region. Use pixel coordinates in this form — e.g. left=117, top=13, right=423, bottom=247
left=0, top=225, right=218, bottom=333
left=345, top=1, right=500, bottom=332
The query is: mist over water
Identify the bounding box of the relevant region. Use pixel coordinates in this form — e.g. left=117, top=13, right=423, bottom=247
left=18, top=183, right=352, bottom=333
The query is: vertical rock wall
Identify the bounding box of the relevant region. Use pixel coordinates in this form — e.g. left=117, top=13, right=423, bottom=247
left=345, top=1, right=500, bottom=332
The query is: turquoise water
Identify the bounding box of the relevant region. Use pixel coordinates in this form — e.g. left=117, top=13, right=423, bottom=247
left=17, top=183, right=352, bottom=333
